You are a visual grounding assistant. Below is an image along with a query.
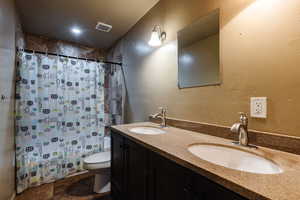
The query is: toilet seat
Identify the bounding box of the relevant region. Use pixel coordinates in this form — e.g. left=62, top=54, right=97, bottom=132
left=83, top=151, right=111, bottom=170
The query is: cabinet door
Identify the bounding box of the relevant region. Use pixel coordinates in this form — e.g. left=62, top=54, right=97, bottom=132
left=125, top=139, right=149, bottom=200
left=204, top=181, right=247, bottom=200
left=149, top=152, right=191, bottom=200
left=111, top=131, right=125, bottom=197
left=193, top=174, right=247, bottom=200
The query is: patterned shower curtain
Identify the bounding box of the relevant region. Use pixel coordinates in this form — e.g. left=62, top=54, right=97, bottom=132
left=104, top=64, right=125, bottom=128
left=15, top=52, right=106, bottom=193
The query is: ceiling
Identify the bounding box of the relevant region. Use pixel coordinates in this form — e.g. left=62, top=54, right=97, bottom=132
left=16, top=0, right=159, bottom=49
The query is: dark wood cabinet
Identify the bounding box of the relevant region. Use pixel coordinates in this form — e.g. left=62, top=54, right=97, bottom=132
left=111, top=131, right=125, bottom=200
left=124, top=139, right=148, bottom=200
left=148, top=152, right=191, bottom=200
left=111, top=131, right=247, bottom=200
left=111, top=131, right=148, bottom=200
left=192, top=173, right=246, bottom=200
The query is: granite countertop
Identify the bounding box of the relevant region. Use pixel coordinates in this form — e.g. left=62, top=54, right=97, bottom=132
left=111, top=122, right=300, bottom=200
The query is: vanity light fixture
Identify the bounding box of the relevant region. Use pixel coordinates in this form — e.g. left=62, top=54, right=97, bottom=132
left=148, top=25, right=166, bottom=47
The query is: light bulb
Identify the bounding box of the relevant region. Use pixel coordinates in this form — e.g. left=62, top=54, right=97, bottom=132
left=71, top=27, right=82, bottom=35
left=148, top=30, right=162, bottom=47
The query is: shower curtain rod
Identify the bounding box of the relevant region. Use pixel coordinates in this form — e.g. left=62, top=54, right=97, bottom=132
left=16, top=48, right=122, bottom=66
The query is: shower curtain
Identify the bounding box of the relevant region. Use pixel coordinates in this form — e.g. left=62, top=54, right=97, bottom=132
left=105, top=63, right=125, bottom=128
left=15, top=52, right=106, bottom=193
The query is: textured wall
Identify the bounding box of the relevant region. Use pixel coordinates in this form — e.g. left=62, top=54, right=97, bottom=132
left=108, top=0, right=300, bottom=137
left=0, top=0, right=18, bottom=199
left=24, top=33, right=106, bottom=60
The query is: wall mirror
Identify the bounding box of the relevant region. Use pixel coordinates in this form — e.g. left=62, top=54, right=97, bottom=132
left=178, top=9, right=220, bottom=88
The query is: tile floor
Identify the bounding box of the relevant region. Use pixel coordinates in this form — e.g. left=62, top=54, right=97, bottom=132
left=15, top=172, right=111, bottom=200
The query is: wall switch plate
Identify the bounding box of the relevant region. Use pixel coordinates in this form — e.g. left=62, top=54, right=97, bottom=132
left=250, top=97, right=267, bottom=118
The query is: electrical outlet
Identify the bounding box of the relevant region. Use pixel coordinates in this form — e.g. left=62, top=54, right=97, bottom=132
left=250, top=97, right=267, bottom=118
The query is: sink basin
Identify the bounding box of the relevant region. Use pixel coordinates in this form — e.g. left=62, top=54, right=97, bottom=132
left=188, top=143, right=283, bottom=174
left=129, top=126, right=166, bottom=135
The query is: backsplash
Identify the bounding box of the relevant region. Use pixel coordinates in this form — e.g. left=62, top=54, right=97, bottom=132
left=150, top=116, right=300, bottom=155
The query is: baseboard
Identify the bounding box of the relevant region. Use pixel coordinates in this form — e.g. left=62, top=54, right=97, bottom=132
left=9, top=193, right=16, bottom=200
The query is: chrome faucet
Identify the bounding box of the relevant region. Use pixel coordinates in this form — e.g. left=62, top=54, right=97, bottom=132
left=151, top=107, right=167, bottom=127
left=231, top=112, right=252, bottom=147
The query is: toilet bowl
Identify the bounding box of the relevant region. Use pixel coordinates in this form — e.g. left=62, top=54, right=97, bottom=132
left=83, top=137, right=111, bottom=194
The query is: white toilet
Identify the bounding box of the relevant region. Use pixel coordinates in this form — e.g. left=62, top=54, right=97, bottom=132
left=83, top=137, right=111, bottom=194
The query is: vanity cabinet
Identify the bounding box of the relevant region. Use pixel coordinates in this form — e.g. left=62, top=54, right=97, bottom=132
left=148, top=152, right=192, bottom=200
left=111, top=131, right=124, bottom=199
left=191, top=174, right=246, bottom=200
left=111, top=131, right=247, bottom=200
left=125, top=139, right=148, bottom=200
left=111, top=131, right=148, bottom=200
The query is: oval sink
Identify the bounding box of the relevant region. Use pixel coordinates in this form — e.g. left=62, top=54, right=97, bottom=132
left=188, top=143, right=283, bottom=174
left=129, top=126, right=166, bottom=135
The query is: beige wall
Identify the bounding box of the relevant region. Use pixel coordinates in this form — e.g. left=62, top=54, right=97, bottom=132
left=108, top=0, right=300, bottom=137
left=0, top=0, right=18, bottom=199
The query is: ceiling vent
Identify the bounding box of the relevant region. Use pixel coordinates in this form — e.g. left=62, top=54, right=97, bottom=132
left=95, top=22, right=112, bottom=32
